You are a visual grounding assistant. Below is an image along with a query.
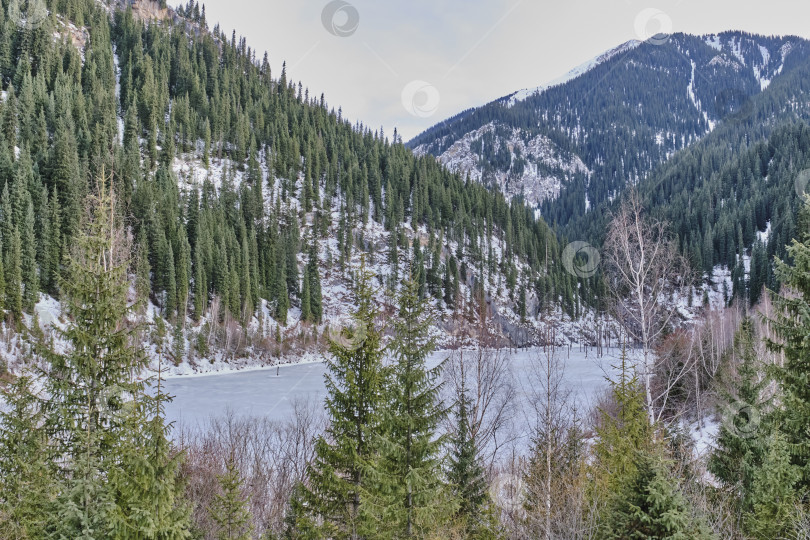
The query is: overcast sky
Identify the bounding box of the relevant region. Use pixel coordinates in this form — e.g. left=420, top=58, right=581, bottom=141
left=194, top=0, right=810, bottom=142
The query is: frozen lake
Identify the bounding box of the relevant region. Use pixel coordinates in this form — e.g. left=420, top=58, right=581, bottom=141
left=162, top=346, right=623, bottom=432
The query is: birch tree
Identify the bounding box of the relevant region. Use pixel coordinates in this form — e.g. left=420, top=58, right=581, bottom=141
left=603, top=191, right=693, bottom=424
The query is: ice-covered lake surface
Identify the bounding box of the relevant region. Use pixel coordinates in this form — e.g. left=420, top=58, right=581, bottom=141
left=162, top=347, right=625, bottom=434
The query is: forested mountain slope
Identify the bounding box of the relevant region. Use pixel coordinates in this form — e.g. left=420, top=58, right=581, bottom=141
left=546, top=40, right=810, bottom=307
left=0, top=0, right=602, bottom=374
left=409, top=32, right=810, bottom=217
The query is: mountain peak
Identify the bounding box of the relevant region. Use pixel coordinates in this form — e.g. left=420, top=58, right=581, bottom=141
left=408, top=31, right=810, bottom=210
left=504, top=39, right=642, bottom=107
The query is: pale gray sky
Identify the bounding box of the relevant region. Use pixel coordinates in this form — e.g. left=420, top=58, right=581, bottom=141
left=195, top=0, right=810, bottom=141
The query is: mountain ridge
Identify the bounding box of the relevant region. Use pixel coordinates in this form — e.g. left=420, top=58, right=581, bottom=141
left=407, top=31, right=810, bottom=210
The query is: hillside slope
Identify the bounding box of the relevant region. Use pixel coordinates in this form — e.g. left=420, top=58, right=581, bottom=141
left=0, top=0, right=608, bottom=375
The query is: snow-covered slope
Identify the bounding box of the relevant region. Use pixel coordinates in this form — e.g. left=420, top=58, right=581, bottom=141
left=505, top=40, right=641, bottom=107
left=408, top=31, right=810, bottom=221
left=413, top=122, right=590, bottom=206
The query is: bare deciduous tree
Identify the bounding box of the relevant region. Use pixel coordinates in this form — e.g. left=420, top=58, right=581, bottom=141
left=515, top=328, right=589, bottom=539
left=178, top=397, right=325, bottom=537
left=603, top=190, right=693, bottom=424
left=444, top=346, right=516, bottom=470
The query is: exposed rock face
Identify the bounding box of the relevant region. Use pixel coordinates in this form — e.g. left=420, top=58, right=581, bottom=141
left=413, top=122, right=590, bottom=207
left=408, top=32, right=807, bottom=220
left=129, top=0, right=171, bottom=22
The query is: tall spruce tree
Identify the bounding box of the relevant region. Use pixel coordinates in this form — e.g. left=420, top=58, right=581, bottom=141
left=590, top=344, right=653, bottom=501
left=365, top=276, right=450, bottom=537
left=446, top=376, right=491, bottom=536
left=300, top=271, right=312, bottom=322
left=0, top=373, right=56, bottom=539
left=302, top=258, right=385, bottom=538
left=0, top=238, right=5, bottom=311
left=107, top=367, right=192, bottom=538
left=6, top=226, right=22, bottom=322
left=766, top=198, right=810, bottom=491
left=746, top=431, right=802, bottom=539
left=135, top=231, right=151, bottom=315
left=20, top=200, right=37, bottom=309
left=306, top=236, right=323, bottom=324
left=42, top=179, right=190, bottom=538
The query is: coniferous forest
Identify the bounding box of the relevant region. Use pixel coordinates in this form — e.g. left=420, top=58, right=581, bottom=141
left=1, top=0, right=810, bottom=538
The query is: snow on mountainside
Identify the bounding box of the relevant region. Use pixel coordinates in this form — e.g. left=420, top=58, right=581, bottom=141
left=505, top=39, right=641, bottom=107
left=413, top=122, right=590, bottom=207
left=409, top=31, right=810, bottom=219
left=0, top=143, right=611, bottom=378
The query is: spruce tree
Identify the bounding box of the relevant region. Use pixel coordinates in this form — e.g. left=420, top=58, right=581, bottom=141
left=746, top=431, right=802, bottom=539
left=44, top=188, right=62, bottom=295
left=0, top=239, right=5, bottom=311
left=239, top=235, right=252, bottom=321
left=517, top=281, right=527, bottom=322
left=447, top=377, right=490, bottom=535
left=42, top=179, right=190, bottom=538
left=0, top=374, right=56, bottom=539
left=6, top=226, right=22, bottom=322
left=0, top=183, right=12, bottom=259
left=20, top=200, right=37, bottom=309
left=209, top=453, right=253, bottom=540
left=301, top=271, right=311, bottom=322
left=165, top=242, right=177, bottom=318
left=135, top=231, right=151, bottom=315
left=302, top=258, right=385, bottom=538
left=193, top=242, right=206, bottom=320
left=708, top=317, right=769, bottom=510
left=276, top=261, right=289, bottom=325
left=366, top=277, right=450, bottom=537
left=306, top=237, right=322, bottom=324
left=283, top=481, right=319, bottom=539
left=177, top=232, right=191, bottom=319
left=107, top=368, right=192, bottom=539
left=601, top=454, right=714, bottom=539
left=766, top=198, right=810, bottom=491
left=590, top=346, right=653, bottom=500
